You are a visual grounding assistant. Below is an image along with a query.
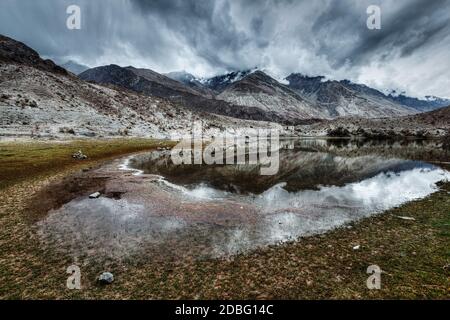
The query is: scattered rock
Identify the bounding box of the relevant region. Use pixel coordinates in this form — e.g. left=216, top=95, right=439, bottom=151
left=89, top=192, right=101, bottom=199
left=396, top=216, right=416, bottom=221
left=98, top=272, right=114, bottom=284
left=72, top=150, right=87, bottom=160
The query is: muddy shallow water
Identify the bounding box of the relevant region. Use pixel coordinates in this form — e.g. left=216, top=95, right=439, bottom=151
left=36, top=139, right=450, bottom=263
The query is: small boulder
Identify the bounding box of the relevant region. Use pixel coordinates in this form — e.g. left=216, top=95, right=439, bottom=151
left=98, top=272, right=114, bottom=284
left=353, top=245, right=361, bottom=250
left=89, top=192, right=101, bottom=199
left=72, top=150, right=87, bottom=160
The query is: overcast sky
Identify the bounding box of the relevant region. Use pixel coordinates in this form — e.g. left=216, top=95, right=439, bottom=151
left=0, top=0, right=449, bottom=98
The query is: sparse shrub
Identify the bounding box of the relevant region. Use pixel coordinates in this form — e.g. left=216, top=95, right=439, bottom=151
left=443, top=131, right=450, bottom=150
left=59, top=127, right=76, bottom=135
left=355, top=127, right=365, bottom=136
left=415, top=129, right=426, bottom=138
left=327, top=126, right=350, bottom=137
left=118, top=128, right=129, bottom=136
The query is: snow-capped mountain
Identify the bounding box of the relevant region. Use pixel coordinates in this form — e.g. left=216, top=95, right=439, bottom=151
left=215, top=71, right=417, bottom=120
left=165, top=69, right=257, bottom=93
left=164, top=71, right=214, bottom=97
left=217, top=71, right=325, bottom=121
left=79, top=65, right=278, bottom=122
left=387, top=93, right=450, bottom=112
left=286, top=74, right=449, bottom=115
left=199, top=69, right=257, bottom=93
left=337, top=83, right=450, bottom=112
left=79, top=63, right=449, bottom=123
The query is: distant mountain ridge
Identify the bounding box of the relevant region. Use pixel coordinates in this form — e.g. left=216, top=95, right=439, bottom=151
left=80, top=66, right=449, bottom=123
left=1, top=33, right=448, bottom=140
left=59, top=60, right=89, bottom=75
left=167, top=70, right=449, bottom=113
left=216, top=71, right=325, bottom=119
left=80, top=65, right=281, bottom=123
left=285, top=74, right=450, bottom=113
left=387, top=93, right=450, bottom=112
left=164, top=70, right=214, bottom=97
left=285, top=74, right=418, bottom=118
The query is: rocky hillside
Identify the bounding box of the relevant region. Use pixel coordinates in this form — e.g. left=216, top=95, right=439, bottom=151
left=217, top=71, right=325, bottom=120
left=2, top=33, right=448, bottom=138
left=387, top=93, right=450, bottom=112
left=200, top=70, right=255, bottom=93
left=80, top=65, right=295, bottom=123
left=285, top=74, right=418, bottom=118
left=0, top=35, right=67, bottom=75
left=80, top=64, right=202, bottom=99
left=297, top=106, right=450, bottom=138
left=166, top=70, right=450, bottom=122
left=0, top=34, right=275, bottom=139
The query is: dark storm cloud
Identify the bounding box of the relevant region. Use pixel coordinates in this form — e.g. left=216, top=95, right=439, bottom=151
left=350, top=0, right=450, bottom=63
left=129, top=0, right=450, bottom=71
left=311, top=0, right=450, bottom=67
left=0, top=0, right=449, bottom=97
left=130, top=0, right=253, bottom=69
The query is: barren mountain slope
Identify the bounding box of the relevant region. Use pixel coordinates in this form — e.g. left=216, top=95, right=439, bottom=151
left=217, top=71, right=325, bottom=121
left=80, top=65, right=298, bottom=123
left=0, top=34, right=277, bottom=138
left=285, top=74, right=418, bottom=118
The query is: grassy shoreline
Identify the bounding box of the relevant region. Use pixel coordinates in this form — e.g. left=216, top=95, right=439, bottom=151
left=0, top=138, right=175, bottom=189
left=0, top=139, right=449, bottom=299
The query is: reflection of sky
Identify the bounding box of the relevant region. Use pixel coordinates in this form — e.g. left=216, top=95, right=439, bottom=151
left=38, top=164, right=450, bottom=261
left=194, top=167, right=450, bottom=256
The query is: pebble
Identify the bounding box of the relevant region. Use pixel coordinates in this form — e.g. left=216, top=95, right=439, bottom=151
left=98, top=272, right=114, bottom=284
left=396, top=216, right=415, bottom=221
left=89, top=192, right=101, bottom=199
